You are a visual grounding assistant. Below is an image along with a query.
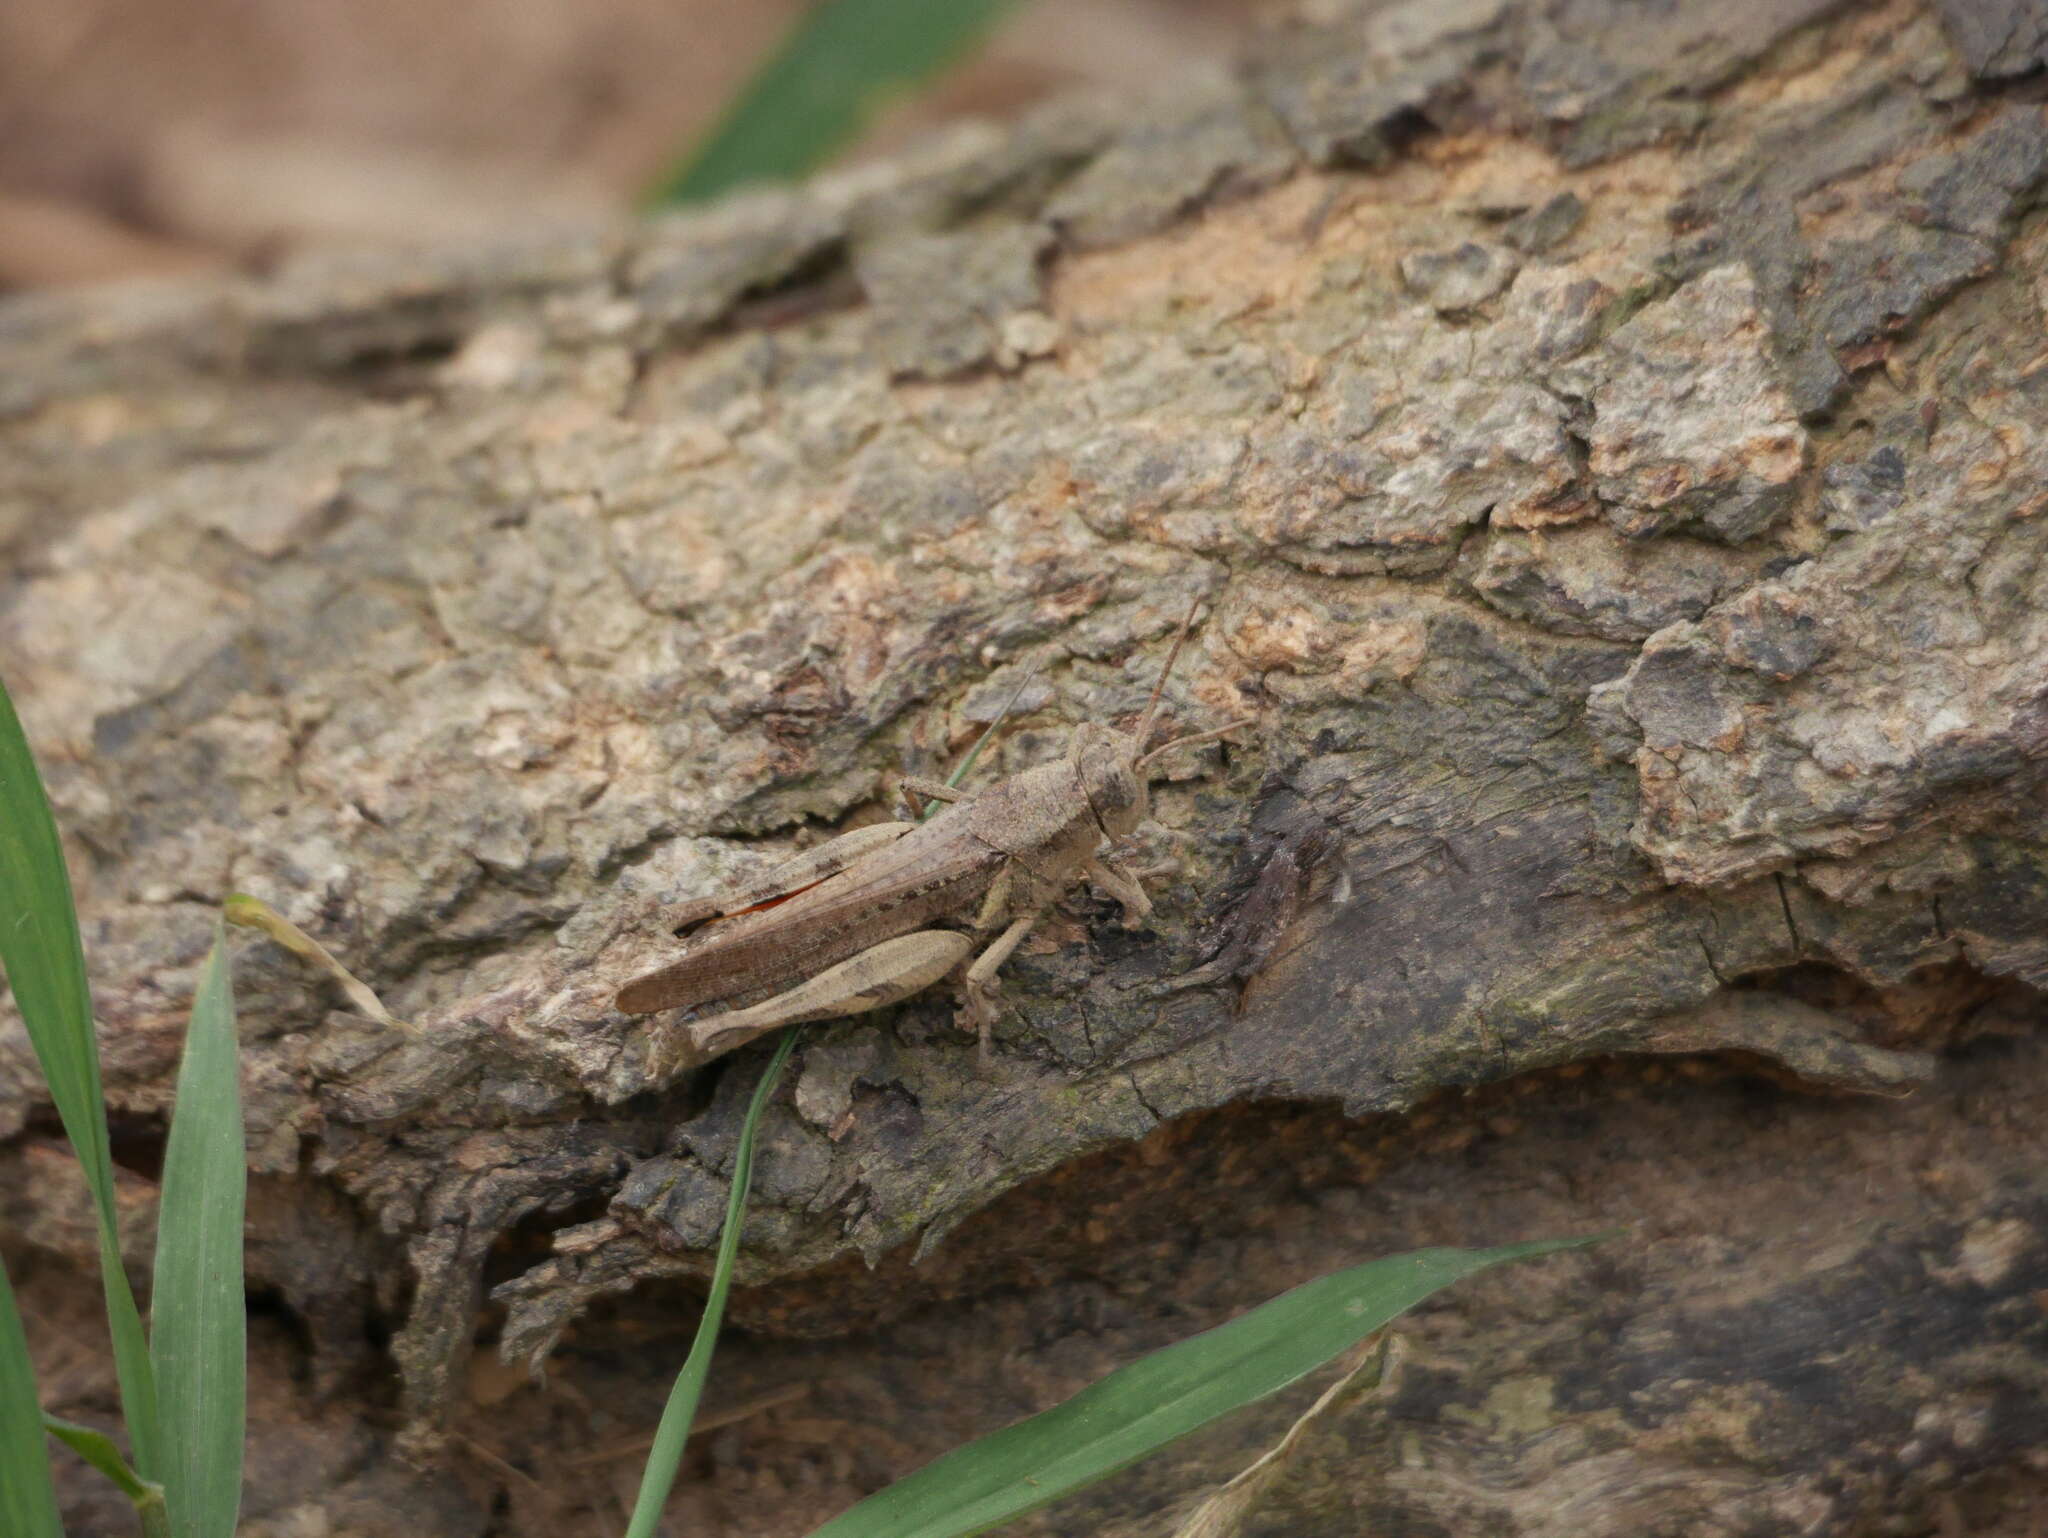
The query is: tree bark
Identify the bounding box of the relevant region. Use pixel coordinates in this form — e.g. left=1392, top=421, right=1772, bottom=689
left=6, top=0, right=2048, bottom=1532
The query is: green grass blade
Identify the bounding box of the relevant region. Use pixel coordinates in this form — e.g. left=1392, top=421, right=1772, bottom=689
left=44, top=1412, right=152, bottom=1502
left=937, top=659, right=1042, bottom=808
left=645, top=0, right=1020, bottom=206
left=805, top=1234, right=1609, bottom=1538
left=44, top=1417, right=171, bottom=1538
left=0, top=672, right=161, bottom=1477
left=150, top=923, right=245, bottom=1538
left=624, top=1030, right=802, bottom=1538
left=0, top=1259, right=63, bottom=1538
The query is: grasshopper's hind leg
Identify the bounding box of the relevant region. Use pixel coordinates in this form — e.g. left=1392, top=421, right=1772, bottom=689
left=653, top=930, right=975, bottom=1080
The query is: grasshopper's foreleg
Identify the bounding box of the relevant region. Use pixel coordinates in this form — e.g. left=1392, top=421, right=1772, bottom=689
left=899, top=774, right=974, bottom=820
left=957, top=912, right=1042, bottom=1070
left=1084, top=855, right=1155, bottom=927
left=650, top=930, right=976, bottom=1080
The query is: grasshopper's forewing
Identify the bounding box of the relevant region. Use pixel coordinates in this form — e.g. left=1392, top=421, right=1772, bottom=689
left=614, top=808, right=1004, bottom=1016
left=660, top=821, right=919, bottom=935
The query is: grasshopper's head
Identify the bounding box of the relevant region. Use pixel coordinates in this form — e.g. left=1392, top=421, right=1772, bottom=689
left=1075, top=722, right=1149, bottom=838
left=1075, top=601, right=1252, bottom=840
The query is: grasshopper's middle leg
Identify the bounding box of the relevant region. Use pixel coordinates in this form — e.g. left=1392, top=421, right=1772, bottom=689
left=653, top=930, right=974, bottom=1079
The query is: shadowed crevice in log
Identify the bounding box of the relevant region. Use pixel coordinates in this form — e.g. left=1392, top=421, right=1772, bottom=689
left=459, top=1019, right=2048, bottom=1538
left=487, top=957, right=2027, bottom=1356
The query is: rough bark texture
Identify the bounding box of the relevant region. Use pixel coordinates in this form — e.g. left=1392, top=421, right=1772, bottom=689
left=5, top=0, right=2048, bottom=1532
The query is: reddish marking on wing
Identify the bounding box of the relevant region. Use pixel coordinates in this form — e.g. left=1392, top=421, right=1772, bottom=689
left=674, top=880, right=828, bottom=937
left=717, top=884, right=825, bottom=921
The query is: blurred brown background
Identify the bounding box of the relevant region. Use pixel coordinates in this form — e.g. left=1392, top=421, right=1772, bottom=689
left=0, top=0, right=1262, bottom=291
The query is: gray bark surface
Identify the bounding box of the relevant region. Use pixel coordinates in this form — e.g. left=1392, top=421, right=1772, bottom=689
left=5, top=0, right=2048, bottom=1532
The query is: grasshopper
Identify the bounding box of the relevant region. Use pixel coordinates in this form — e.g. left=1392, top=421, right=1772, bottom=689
left=615, top=608, right=1247, bottom=1077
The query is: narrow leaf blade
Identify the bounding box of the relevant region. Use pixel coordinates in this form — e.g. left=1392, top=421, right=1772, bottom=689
left=150, top=925, right=246, bottom=1538
left=806, top=1235, right=1606, bottom=1538
left=645, top=0, right=1018, bottom=206
left=0, top=1260, right=63, bottom=1538
left=43, top=1412, right=158, bottom=1506
left=624, top=1030, right=801, bottom=1538
left=0, top=671, right=160, bottom=1475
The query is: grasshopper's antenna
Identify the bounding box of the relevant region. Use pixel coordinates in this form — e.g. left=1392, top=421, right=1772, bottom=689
left=1134, top=598, right=1204, bottom=755
left=1135, top=717, right=1253, bottom=770
left=938, top=652, right=1046, bottom=810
